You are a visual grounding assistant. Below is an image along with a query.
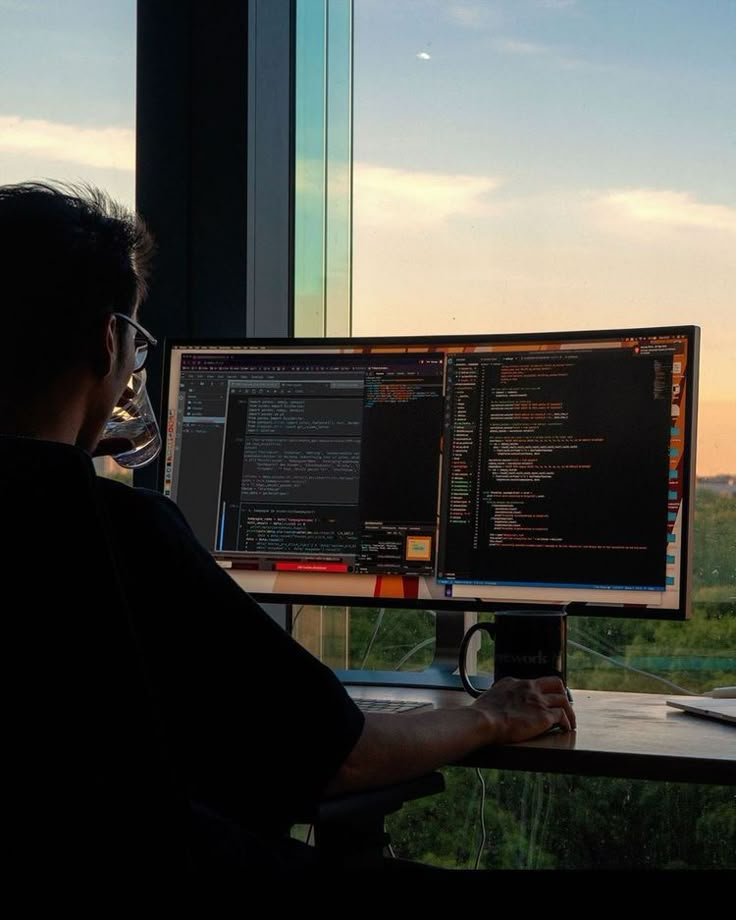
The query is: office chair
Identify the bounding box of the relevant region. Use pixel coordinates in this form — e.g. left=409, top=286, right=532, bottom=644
left=301, top=772, right=445, bottom=869
left=1, top=436, right=188, bottom=887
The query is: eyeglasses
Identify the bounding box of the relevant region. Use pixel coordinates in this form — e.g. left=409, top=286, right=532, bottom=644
left=112, top=312, right=158, bottom=372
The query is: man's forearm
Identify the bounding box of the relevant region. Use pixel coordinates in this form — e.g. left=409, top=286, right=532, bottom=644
left=323, top=676, right=574, bottom=797
left=323, top=706, right=496, bottom=797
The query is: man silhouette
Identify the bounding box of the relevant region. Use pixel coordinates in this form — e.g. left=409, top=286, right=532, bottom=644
left=0, top=181, right=574, bottom=875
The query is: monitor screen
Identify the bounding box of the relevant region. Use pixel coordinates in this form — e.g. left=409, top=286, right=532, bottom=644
left=160, top=326, right=699, bottom=619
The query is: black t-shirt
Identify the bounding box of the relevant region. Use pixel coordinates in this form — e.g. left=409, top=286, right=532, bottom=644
left=96, top=473, right=364, bottom=838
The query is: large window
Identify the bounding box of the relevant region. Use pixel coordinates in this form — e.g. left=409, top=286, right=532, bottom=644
left=294, top=0, right=735, bottom=688
left=292, top=0, right=735, bottom=870
left=349, top=0, right=735, bottom=664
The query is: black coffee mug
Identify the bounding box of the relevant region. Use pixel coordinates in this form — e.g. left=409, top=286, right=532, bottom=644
left=459, top=610, right=567, bottom=697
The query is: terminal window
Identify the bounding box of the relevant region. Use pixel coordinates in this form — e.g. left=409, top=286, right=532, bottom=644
left=437, top=346, right=673, bottom=591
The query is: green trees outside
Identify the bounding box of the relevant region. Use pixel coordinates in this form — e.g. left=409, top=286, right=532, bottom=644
left=387, top=770, right=735, bottom=870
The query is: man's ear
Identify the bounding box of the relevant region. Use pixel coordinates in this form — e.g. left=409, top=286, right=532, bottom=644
left=90, top=314, right=119, bottom=379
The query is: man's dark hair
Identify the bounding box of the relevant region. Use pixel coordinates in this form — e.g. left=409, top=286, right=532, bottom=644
left=0, top=181, right=155, bottom=382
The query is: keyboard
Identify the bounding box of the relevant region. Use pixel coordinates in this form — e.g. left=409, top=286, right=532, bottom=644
left=352, top=697, right=434, bottom=714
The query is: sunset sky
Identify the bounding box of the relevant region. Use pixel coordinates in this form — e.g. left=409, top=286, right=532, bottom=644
left=1, top=0, right=733, bottom=474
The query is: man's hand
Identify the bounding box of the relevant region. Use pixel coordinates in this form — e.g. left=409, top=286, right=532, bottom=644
left=326, top=675, right=576, bottom=796
left=471, top=676, right=576, bottom=744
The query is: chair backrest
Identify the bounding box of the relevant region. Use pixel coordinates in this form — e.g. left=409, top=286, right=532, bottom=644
left=1, top=437, right=188, bottom=885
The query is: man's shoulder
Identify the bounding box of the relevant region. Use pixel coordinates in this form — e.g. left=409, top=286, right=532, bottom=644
left=96, top=475, right=172, bottom=507
left=95, top=476, right=188, bottom=529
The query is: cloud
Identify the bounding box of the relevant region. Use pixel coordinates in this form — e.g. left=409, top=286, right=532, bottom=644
left=493, top=38, right=548, bottom=55
left=443, top=2, right=508, bottom=31
left=0, top=115, right=134, bottom=171
left=297, top=160, right=502, bottom=229
left=354, top=162, right=502, bottom=228
left=537, top=0, right=577, bottom=9
left=416, top=51, right=431, bottom=60
left=491, top=34, right=593, bottom=71
left=599, top=188, right=736, bottom=234
left=447, top=3, right=486, bottom=29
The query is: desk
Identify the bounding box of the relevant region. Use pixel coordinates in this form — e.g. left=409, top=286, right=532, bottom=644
left=345, top=685, right=735, bottom=785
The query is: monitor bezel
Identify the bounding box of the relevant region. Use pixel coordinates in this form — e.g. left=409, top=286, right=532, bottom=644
left=159, top=324, right=700, bottom=620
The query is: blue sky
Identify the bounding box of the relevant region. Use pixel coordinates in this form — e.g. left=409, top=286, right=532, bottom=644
left=0, top=0, right=733, bottom=472
left=0, top=0, right=135, bottom=125
left=354, top=0, right=735, bottom=250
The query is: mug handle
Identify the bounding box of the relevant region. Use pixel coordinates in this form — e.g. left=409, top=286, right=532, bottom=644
left=459, top=622, right=495, bottom=698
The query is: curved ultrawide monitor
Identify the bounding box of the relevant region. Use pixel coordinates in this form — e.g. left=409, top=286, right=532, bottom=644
left=161, top=326, right=699, bottom=619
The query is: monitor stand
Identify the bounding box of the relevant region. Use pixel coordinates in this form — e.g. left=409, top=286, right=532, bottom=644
left=334, top=610, right=485, bottom=692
